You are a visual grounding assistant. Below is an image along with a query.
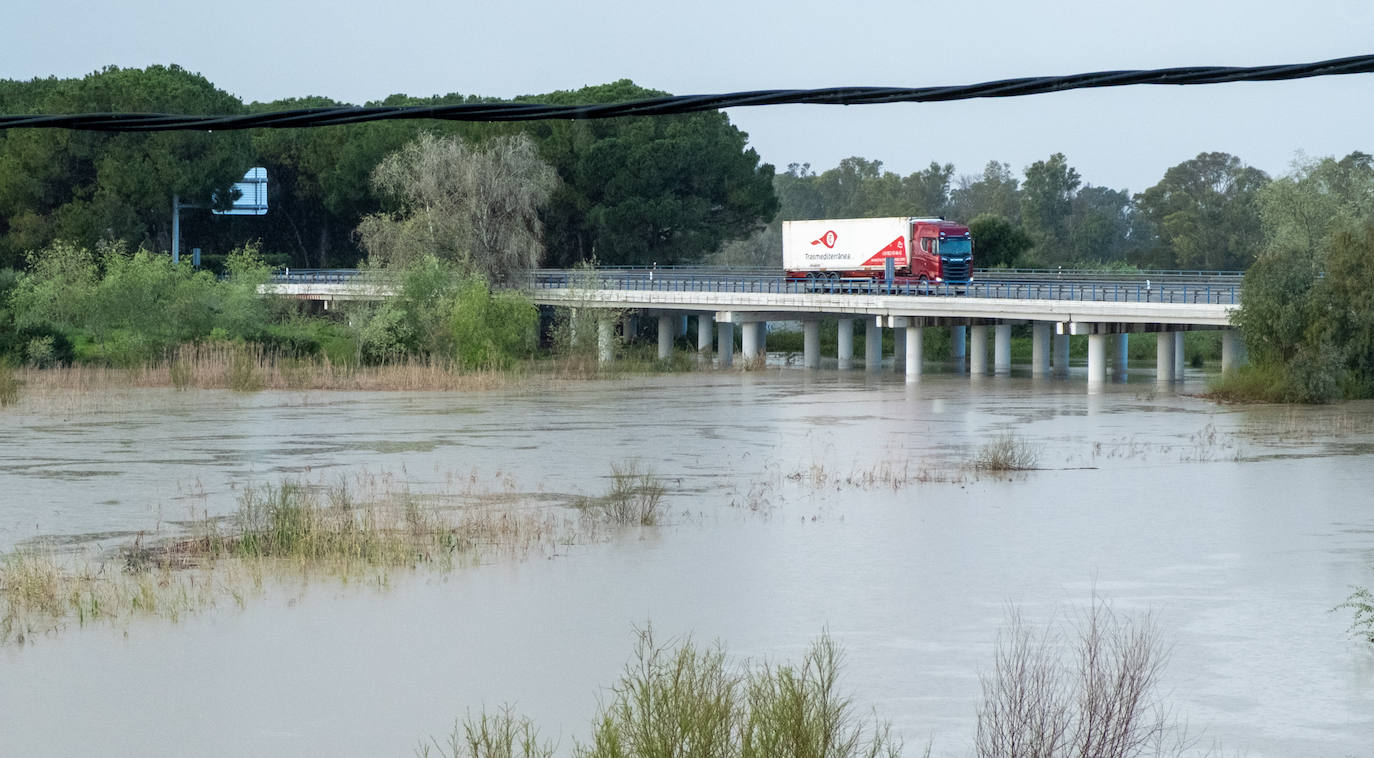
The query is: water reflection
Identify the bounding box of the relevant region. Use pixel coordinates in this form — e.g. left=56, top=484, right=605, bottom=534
left=0, top=374, right=1371, bottom=757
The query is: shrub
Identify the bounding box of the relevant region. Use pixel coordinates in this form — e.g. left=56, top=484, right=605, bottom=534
left=975, top=601, right=1181, bottom=758
left=1335, top=584, right=1374, bottom=645
left=974, top=433, right=1040, bottom=472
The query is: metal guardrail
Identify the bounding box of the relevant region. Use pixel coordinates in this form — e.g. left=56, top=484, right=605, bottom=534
left=269, top=267, right=1241, bottom=305
left=524, top=270, right=1239, bottom=305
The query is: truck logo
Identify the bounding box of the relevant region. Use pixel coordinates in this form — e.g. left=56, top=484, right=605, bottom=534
left=811, top=231, right=838, bottom=248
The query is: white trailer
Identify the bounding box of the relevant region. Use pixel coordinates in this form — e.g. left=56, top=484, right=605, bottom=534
left=782, top=217, right=910, bottom=274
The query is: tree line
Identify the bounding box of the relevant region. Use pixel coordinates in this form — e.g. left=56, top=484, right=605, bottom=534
left=714, top=151, right=1277, bottom=272
left=0, top=66, right=777, bottom=271
left=3, top=65, right=1373, bottom=401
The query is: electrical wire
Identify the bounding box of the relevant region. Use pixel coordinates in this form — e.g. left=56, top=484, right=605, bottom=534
left=2, top=54, right=1372, bottom=132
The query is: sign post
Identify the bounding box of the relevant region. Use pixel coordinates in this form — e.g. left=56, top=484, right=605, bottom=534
left=171, top=167, right=268, bottom=264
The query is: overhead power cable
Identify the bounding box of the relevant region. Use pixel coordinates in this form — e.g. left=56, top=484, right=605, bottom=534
left=2, top=53, right=1372, bottom=132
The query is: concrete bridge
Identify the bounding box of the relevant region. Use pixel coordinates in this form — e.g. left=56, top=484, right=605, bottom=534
left=266, top=267, right=1247, bottom=388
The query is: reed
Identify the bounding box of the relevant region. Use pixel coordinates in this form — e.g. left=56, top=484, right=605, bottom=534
left=10, top=342, right=566, bottom=395
left=974, top=432, right=1041, bottom=472
left=0, top=471, right=587, bottom=646
left=576, top=461, right=666, bottom=526
left=0, top=361, right=18, bottom=406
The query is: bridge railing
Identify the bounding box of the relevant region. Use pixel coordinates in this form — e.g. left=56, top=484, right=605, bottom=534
left=268, top=267, right=1241, bottom=305
left=525, top=270, right=1240, bottom=304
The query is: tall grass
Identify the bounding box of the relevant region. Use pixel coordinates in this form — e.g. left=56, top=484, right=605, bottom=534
left=0, top=361, right=18, bottom=406
left=577, top=461, right=666, bottom=526
left=11, top=341, right=554, bottom=396
left=974, top=432, right=1041, bottom=472
left=429, top=627, right=901, bottom=758
left=1, top=472, right=583, bottom=646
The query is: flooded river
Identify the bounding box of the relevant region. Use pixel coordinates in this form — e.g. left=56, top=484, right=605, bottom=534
left=2, top=368, right=1372, bottom=756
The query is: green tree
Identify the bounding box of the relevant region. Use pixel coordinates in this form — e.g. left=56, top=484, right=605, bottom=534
left=0, top=66, right=251, bottom=266
left=902, top=161, right=954, bottom=218
left=950, top=161, right=1020, bottom=223
left=1259, top=151, right=1374, bottom=257
left=1135, top=152, right=1269, bottom=270
left=526, top=81, right=776, bottom=267
left=774, top=163, right=825, bottom=221
left=968, top=214, right=1034, bottom=267
left=1020, top=153, right=1081, bottom=260
left=357, top=132, right=558, bottom=283
left=1068, top=185, right=1138, bottom=263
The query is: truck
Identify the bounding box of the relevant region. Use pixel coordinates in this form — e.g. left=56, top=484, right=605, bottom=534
left=782, top=217, right=973, bottom=285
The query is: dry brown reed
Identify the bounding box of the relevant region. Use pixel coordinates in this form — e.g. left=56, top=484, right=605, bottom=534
left=10, top=342, right=568, bottom=395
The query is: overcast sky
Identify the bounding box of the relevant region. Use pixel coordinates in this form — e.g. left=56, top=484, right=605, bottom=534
left=4, top=0, right=1372, bottom=195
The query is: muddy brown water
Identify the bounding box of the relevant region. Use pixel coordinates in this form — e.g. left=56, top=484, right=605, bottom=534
left=1, top=367, right=1372, bottom=756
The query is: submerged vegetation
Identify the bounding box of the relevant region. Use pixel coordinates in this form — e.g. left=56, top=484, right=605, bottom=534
left=421, top=600, right=1192, bottom=758
left=0, top=462, right=666, bottom=646
left=421, top=628, right=901, bottom=758
left=1334, top=582, right=1374, bottom=645
left=574, top=461, right=667, bottom=526
left=973, top=432, right=1041, bottom=472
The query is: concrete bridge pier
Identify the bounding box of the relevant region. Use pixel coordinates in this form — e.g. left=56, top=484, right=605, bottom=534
left=1221, top=330, right=1248, bottom=372
left=1087, top=333, right=1108, bottom=386
left=717, top=321, right=734, bottom=367
left=756, top=322, right=767, bottom=357
left=803, top=321, right=820, bottom=368
left=865, top=319, right=882, bottom=371
left=892, top=322, right=906, bottom=371
left=905, top=325, right=924, bottom=381
left=657, top=315, right=675, bottom=360
left=1156, top=331, right=1175, bottom=385
left=598, top=319, right=615, bottom=363
left=837, top=318, right=854, bottom=369
left=1053, top=333, right=1070, bottom=377
left=1174, top=332, right=1186, bottom=381
left=741, top=321, right=760, bottom=362
left=993, top=324, right=1012, bottom=374
left=950, top=325, right=966, bottom=369
left=969, top=325, right=988, bottom=375
left=1113, top=334, right=1129, bottom=380
left=697, top=314, right=713, bottom=353
left=1031, top=322, right=1052, bottom=377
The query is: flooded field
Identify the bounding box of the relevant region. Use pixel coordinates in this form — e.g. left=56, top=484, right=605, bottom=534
left=2, top=368, right=1372, bottom=756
